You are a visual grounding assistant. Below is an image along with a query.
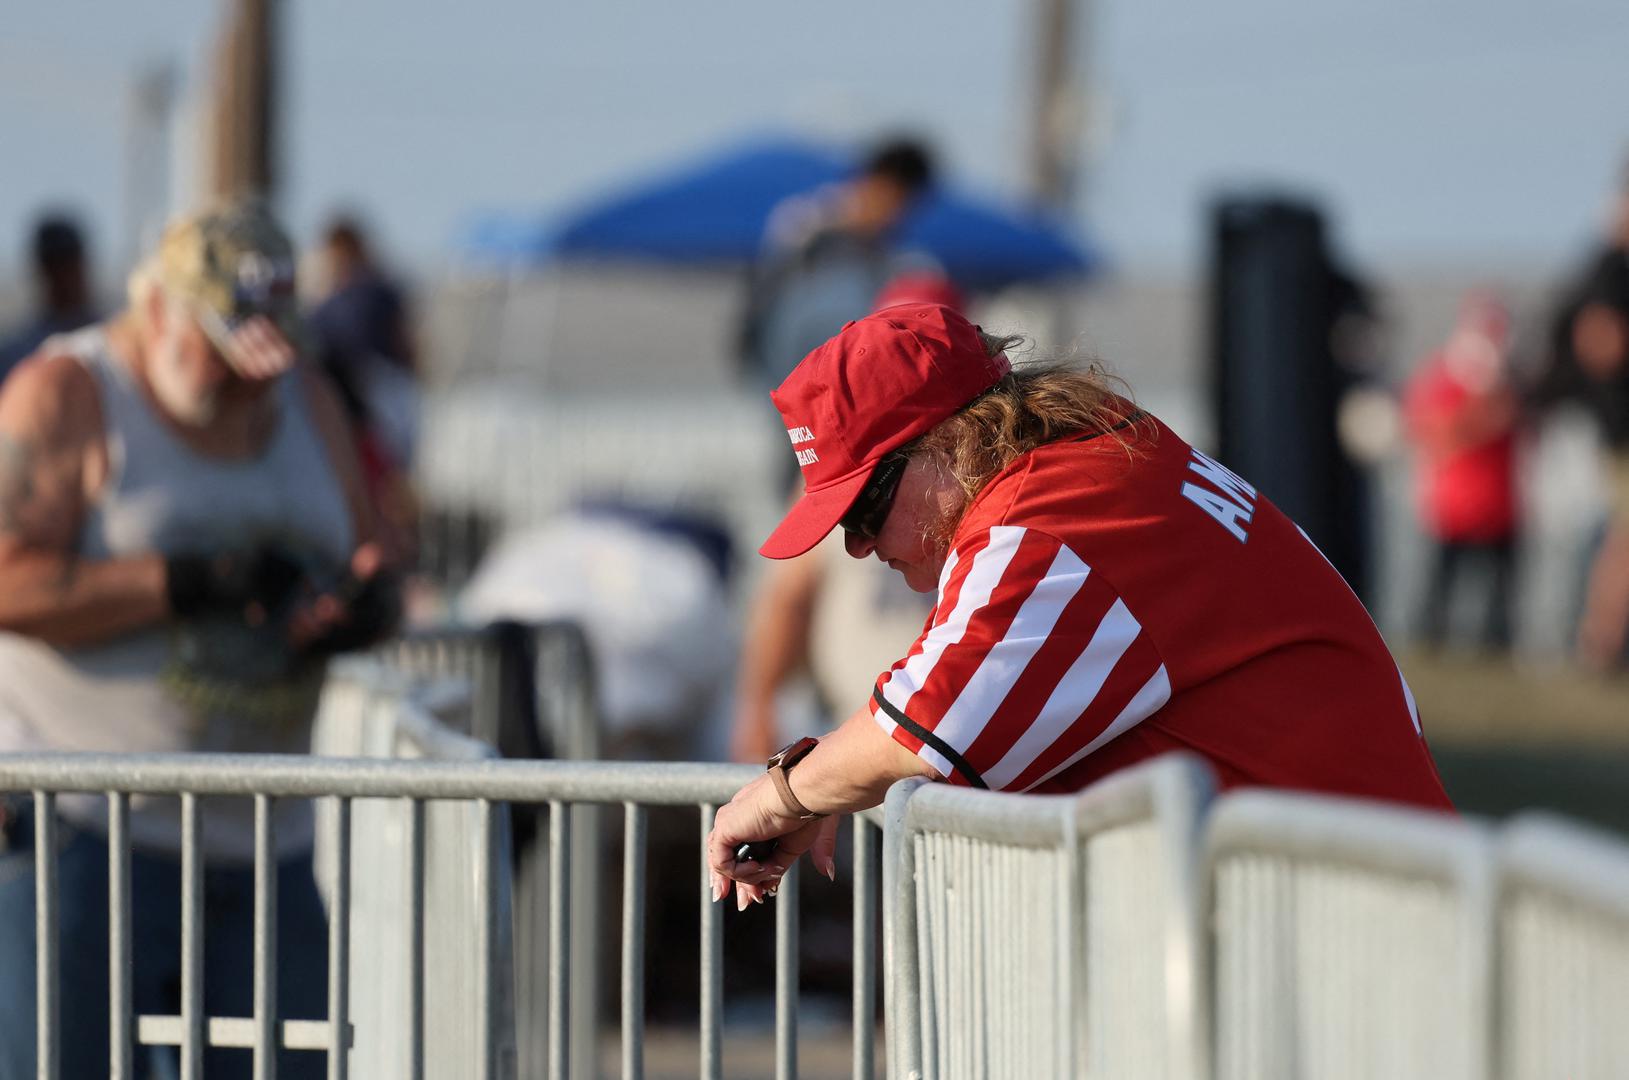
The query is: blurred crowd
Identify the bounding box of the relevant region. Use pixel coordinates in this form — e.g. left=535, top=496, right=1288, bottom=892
left=1401, top=168, right=1629, bottom=669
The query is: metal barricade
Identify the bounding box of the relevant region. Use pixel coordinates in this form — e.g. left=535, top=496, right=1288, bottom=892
left=1205, top=791, right=1496, bottom=1080
left=882, top=753, right=1215, bottom=1080
left=1497, top=813, right=1629, bottom=1080
left=374, top=622, right=602, bottom=1080
left=319, top=661, right=520, bottom=1080
left=4, top=745, right=907, bottom=1080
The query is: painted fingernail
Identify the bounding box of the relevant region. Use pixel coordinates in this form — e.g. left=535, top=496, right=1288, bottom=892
left=710, top=874, right=724, bottom=903
left=823, top=859, right=837, bottom=881
left=766, top=886, right=777, bottom=898
left=737, top=890, right=750, bottom=912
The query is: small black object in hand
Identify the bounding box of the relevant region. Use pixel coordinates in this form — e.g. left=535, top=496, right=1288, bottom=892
left=735, top=840, right=776, bottom=864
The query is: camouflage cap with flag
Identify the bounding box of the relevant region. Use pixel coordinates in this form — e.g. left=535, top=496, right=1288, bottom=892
left=154, top=199, right=302, bottom=377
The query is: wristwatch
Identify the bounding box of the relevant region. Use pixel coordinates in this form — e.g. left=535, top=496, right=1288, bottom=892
left=766, top=736, right=824, bottom=821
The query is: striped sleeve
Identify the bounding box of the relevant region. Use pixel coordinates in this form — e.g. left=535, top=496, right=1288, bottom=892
left=868, top=525, right=1171, bottom=791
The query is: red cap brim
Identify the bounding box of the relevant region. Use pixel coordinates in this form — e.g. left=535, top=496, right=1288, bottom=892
left=759, top=467, right=872, bottom=559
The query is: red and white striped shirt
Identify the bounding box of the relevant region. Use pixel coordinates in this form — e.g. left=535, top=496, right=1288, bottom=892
left=869, top=415, right=1452, bottom=809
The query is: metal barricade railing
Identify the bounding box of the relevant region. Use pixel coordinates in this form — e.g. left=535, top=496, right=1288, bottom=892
left=415, top=388, right=785, bottom=590
left=1496, top=813, right=1629, bottom=1080
left=317, top=661, right=519, bottom=1080
left=1205, top=791, right=1496, bottom=1080
left=881, top=754, right=1215, bottom=1080
left=374, top=621, right=602, bottom=1080
left=5, top=745, right=912, bottom=1080
left=373, top=620, right=600, bottom=760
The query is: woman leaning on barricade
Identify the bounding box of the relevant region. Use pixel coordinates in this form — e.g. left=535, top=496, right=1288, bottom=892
left=708, top=303, right=1454, bottom=908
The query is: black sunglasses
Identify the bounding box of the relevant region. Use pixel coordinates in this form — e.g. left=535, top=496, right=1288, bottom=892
left=840, top=453, right=909, bottom=540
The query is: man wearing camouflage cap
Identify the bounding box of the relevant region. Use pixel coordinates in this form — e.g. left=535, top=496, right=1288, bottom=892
left=0, top=199, right=399, bottom=1078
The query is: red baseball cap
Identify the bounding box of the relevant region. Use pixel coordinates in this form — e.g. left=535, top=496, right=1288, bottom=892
left=760, top=303, right=1011, bottom=559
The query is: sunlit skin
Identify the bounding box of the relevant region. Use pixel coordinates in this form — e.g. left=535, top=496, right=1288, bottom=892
left=842, top=454, right=965, bottom=593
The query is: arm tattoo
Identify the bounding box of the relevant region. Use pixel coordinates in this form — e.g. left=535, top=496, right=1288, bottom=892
left=0, top=433, right=37, bottom=536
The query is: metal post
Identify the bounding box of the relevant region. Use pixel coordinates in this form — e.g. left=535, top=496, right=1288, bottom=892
left=775, top=861, right=800, bottom=1080
left=181, top=793, right=204, bottom=1080
left=327, top=796, right=351, bottom=1080
left=699, top=805, right=722, bottom=1080
left=253, top=794, right=279, bottom=1080
left=474, top=799, right=496, bottom=1080
left=548, top=800, right=571, bottom=1080
left=881, top=780, right=927, bottom=1080
left=621, top=804, right=646, bottom=1080
left=405, top=798, right=425, bottom=1080
left=34, top=792, right=59, bottom=1080
left=109, top=793, right=132, bottom=1080
left=853, top=818, right=876, bottom=1080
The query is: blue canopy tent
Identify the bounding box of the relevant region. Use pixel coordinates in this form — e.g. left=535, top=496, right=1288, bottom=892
left=459, top=136, right=1098, bottom=292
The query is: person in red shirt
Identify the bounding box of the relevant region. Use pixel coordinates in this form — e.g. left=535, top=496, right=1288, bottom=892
left=1403, top=292, right=1521, bottom=649
left=707, top=304, right=1452, bottom=908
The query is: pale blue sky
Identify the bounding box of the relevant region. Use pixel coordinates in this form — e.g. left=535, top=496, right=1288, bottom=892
left=2, top=0, right=1627, bottom=283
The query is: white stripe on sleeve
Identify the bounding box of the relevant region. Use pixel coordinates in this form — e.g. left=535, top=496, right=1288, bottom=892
left=880, top=526, right=1025, bottom=720
left=1020, top=664, right=1172, bottom=792
left=931, top=542, right=1090, bottom=760
left=981, top=597, right=1142, bottom=790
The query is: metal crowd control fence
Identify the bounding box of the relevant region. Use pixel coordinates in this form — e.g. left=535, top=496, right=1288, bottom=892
left=883, top=754, right=1215, bottom=1080
left=1497, top=813, right=1629, bottom=1080
left=415, top=388, right=785, bottom=589
left=1205, top=791, right=1496, bottom=1080
left=312, top=661, right=519, bottom=1079
left=5, top=751, right=899, bottom=1080
left=373, top=622, right=602, bottom=1080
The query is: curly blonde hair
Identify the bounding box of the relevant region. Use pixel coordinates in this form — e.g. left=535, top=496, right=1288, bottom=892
left=905, top=330, right=1152, bottom=544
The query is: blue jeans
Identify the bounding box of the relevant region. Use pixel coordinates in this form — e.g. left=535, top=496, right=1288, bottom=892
left=0, top=807, right=330, bottom=1080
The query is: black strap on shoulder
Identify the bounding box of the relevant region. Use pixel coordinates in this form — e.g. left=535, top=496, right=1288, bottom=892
left=872, top=685, right=988, bottom=789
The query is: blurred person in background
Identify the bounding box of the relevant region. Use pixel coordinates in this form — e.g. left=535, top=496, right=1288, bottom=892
left=709, top=305, right=1450, bottom=906
left=0, top=212, right=98, bottom=380
left=730, top=274, right=960, bottom=764
left=0, top=199, right=399, bottom=1079
left=306, top=214, right=420, bottom=562
left=1533, top=165, right=1629, bottom=668
left=738, top=136, right=938, bottom=393
left=1403, top=291, right=1522, bottom=651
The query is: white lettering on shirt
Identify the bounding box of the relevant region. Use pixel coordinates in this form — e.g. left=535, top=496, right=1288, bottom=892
left=1181, top=449, right=1257, bottom=542
left=796, top=447, right=819, bottom=466
left=787, top=426, right=815, bottom=445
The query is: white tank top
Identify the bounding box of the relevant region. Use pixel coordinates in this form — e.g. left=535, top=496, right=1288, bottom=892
left=0, top=327, right=354, bottom=858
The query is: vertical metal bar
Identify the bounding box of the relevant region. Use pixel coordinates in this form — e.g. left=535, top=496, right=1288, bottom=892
left=109, top=793, right=132, bottom=1080
left=181, top=793, right=204, bottom=1080
left=621, top=804, right=646, bottom=1080
left=775, top=860, right=800, bottom=1080
left=881, top=780, right=926, bottom=1080
left=405, top=798, right=425, bottom=1080
left=474, top=799, right=496, bottom=1080
left=327, top=797, right=351, bottom=1080
left=548, top=800, right=571, bottom=1080
left=853, top=818, right=876, bottom=1080
left=699, top=805, right=722, bottom=1080
left=34, top=791, right=59, bottom=1080
left=253, top=795, right=279, bottom=1080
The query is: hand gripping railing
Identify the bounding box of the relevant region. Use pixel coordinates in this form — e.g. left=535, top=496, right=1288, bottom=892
left=1205, top=791, right=1497, bottom=1080
left=1496, top=813, right=1629, bottom=1080
left=882, top=753, right=1215, bottom=1080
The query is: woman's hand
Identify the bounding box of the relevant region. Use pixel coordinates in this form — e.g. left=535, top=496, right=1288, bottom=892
left=705, top=771, right=839, bottom=910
